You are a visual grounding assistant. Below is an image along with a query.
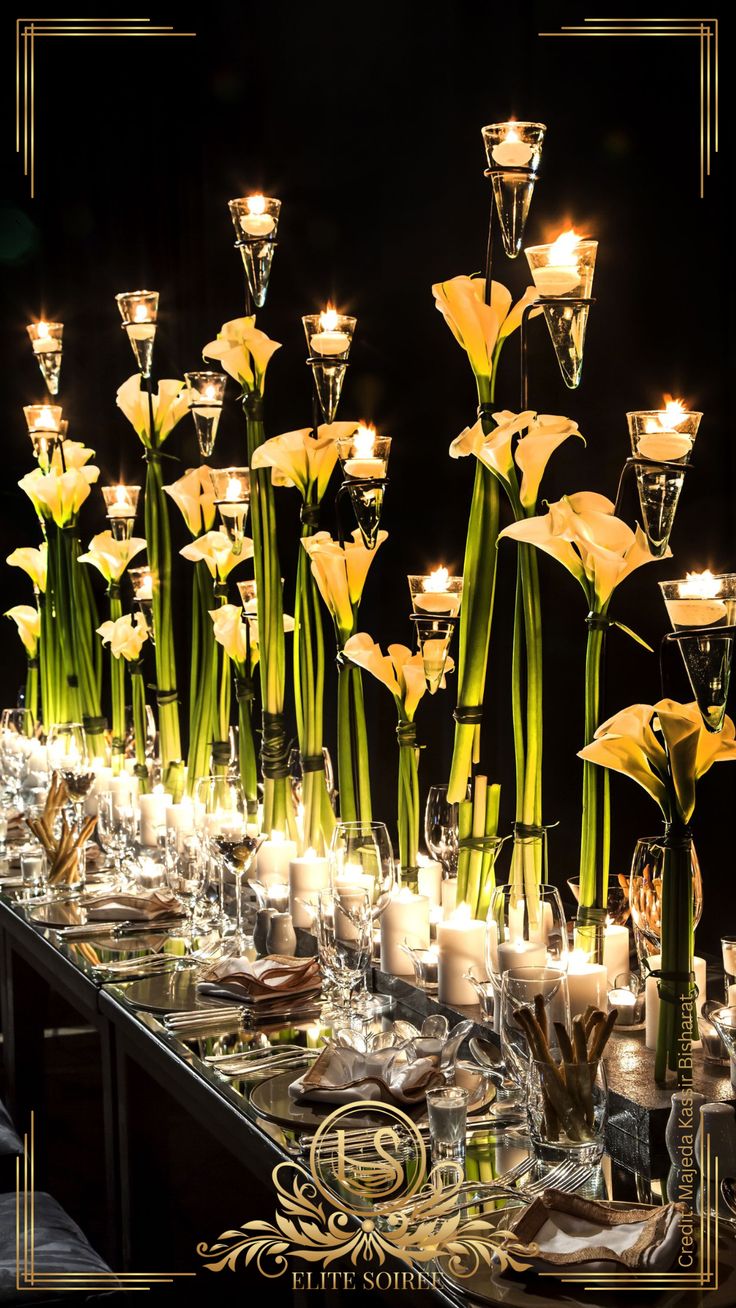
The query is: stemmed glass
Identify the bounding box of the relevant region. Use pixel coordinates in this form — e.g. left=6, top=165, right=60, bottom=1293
left=500, top=965, right=570, bottom=1090
left=97, top=790, right=138, bottom=886
left=47, top=723, right=95, bottom=819
left=328, top=820, right=397, bottom=921
left=165, top=832, right=208, bottom=943
left=485, top=883, right=569, bottom=987
left=424, top=784, right=462, bottom=877
left=194, top=775, right=262, bottom=957
left=0, top=708, right=35, bottom=803
left=315, top=886, right=373, bottom=1021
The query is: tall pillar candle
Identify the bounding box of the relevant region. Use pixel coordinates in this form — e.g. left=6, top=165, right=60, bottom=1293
left=437, top=909, right=487, bottom=1006
left=139, top=788, right=172, bottom=847
left=256, top=832, right=298, bottom=888
left=441, top=879, right=457, bottom=918
left=566, top=953, right=608, bottom=1019
left=645, top=954, right=707, bottom=1051
left=289, top=852, right=329, bottom=929
left=417, top=860, right=443, bottom=908
left=602, top=923, right=630, bottom=986
left=166, top=801, right=195, bottom=853
left=380, top=890, right=430, bottom=975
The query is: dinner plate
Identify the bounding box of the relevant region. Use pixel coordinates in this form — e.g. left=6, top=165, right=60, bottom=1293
left=249, top=1062, right=496, bottom=1131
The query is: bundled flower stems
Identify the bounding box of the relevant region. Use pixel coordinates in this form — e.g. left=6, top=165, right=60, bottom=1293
left=25, top=774, right=96, bottom=885
left=515, top=999, right=616, bottom=1141
left=456, top=774, right=501, bottom=920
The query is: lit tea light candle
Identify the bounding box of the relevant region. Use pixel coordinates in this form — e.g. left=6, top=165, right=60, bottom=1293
left=380, top=887, right=430, bottom=975
left=528, top=228, right=583, bottom=296
left=256, top=830, right=298, bottom=887
left=663, top=571, right=729, bottom=628
left=566, top=949, right=608, bottom=1019
left=105, top=485, right=138, bottom=519
left=239, top=194, right=276, bottom=237
left=310, top=308, right=350, bottom=356
left=343, top=425, right=385, bottom=478
left=28, top=320, right=62, bottom=353
left=437, top=902, right=487, bottom=1005
left=491, top=123, right=533, bottom=168
left=608, top=986, right=641, bottom=1027
left=128, top=303, right=156, bottom=341
left=226, top=476, right=244, bottom=500
left=645, top=954, right=707, bottom=1050
left=413, top=567, right=462, bottom=616
left=289, top=848, right=330, bottom=929
left=638, top=399, right=693, bottom=462
left=130, top=568, right=153, bottom=602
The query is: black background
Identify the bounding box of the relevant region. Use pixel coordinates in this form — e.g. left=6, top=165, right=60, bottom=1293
left=1, top=2, right=734, bottom=954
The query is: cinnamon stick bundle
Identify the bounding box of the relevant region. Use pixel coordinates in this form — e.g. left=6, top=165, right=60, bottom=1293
left=25, top=776, right=97, bottom=885
left=514, top=1002, right=616, bottom=1143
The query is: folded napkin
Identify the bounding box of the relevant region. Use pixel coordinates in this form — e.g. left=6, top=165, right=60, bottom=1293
left=499, top=1189, right=685, bottom=1275
left=289, top=1043, right=444, bottom=1106
left=84, top=888, right=183, bottom=921
left=200, top=954, right=320, bottom=1003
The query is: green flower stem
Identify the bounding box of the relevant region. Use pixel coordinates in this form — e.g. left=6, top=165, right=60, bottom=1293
left=576, top=615, right=611, bottom=963
left=244, top=405, right=295, bottom=839
left=186, top=563, right=217, bottom=796
left=447, top=377, right=500, bottom=803
left=64, top=532, right=104, bottom=757
left=655, top=825, right=695, bottom=1083
left=216, top=594, right=232, bottom=750
left=396, top=727, right=419, bottom=875
left=456, top=799, right=473, bottom=905
left=52, top=526, right=82, bottom=725
left=109, top=592, right=126, bottom=775
left=26, top=657, right=38, bottom=724
left=130, top=666, right=150, bottom=795
left=236, top=671, right=258, bottom=816
left=335, top=654, right=372, bottom=824
left=144, top=454, right=182, bottom=785
left=477, top=784, right=501, bottom=921
left=38, top=593, right=51, bottom=731
left=294, top=510, right=333, bottom=853
left=511, top=565, right=525, bottom=823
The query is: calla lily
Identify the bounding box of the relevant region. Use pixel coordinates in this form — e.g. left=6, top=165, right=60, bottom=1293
left=499, top=491, right=666, bottom=607
left=510, top=412, right=583, bottom=509
left=302, top=529, right=387, bottom=640
left=97, top=611, right=149, bottom=662
left=343, top=633, right=453, bottom=719
left=180, top=530, right=253, bottom=581
left=432, top=276, right=540, bottom=381
left=49, top=439, right=96, bottom=471
left=251, top=422, right=359, bottom=500
left=78, top=531, right=147, bottom=584
left=5, top=605, right=40, bottom=656
left=19, top=465, right=99, bottom=527
left=202, top=317, right=280, bottom=395
left=116, top=376, right=189, bottom=448
left=7, top=545, right=47, bottom=594
left=209, top=604, right=249, bottom=665
left=164, top=466, right=217, bottom=536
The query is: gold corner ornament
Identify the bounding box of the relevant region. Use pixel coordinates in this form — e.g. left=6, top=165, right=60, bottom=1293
left=197, top=1101, right=535, bottom=1281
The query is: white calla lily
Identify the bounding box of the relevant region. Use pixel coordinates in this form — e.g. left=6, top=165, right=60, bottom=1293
left=209, top=604, right=249, bottom=664
left=77, top=531, right=147, bottom=584
left=432, top=276, right=540, bottom=381
left=164, top=466, right=217, bottom=536
left=180, top=530, right=253, bottom=581
left=5, top=605, right=40, bottom=656
left=202, top=317, right=280, bottom=394
left=251, top=422, right=359, bottom=500
left=343, top=633, right=454, bottom=719
left=50, top=439, right=96, bottom=470
left=97, top=611, right=149, bottom=662
left=302, top=529, right=387, bottom=641
left=7, top=545, right=47, bottom=594
left=116, top=376, right=189, bottom=447
left=19, top=465, right=99, bottom=527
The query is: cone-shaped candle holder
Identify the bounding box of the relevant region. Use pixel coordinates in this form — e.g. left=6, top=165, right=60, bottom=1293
left=102, top=484, right=141, bottom=542
left=129, top=566, right=155, bottom=637
left=210, top=467, right=251, bottom=555
left=115, top=290, right=158, bottom=378
left=525, top=232, right=597, bottom=388
left=481, top=121, right=545, bottom=258
left=412, top=616, right=456, bottom=693
left=626, top=403, right=702, bottom=557
left=185, top=371, right=226, bottom=458
left=228, top=196, right=281, bottom=309
left=23, top=403, right=63, bottom=467
left=303, top=310, right=356, bottom=424
left=408, top=568, right=463, bottom=619
left=27, top=321, right=63, bottom=396
left=336, top=426, right=390, bottom=550
left=661, top=572, right=736, bottom=732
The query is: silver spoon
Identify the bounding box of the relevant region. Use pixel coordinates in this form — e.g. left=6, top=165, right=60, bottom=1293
left=468, top=1035, right=510, bottom=1086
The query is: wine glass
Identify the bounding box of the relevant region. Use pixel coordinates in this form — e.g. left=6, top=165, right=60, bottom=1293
left=315, top=886, right=373, bottom=1020
left=500, top=965, right=570, bottom=1090
left=425, top=784, right=463, bottom=877
left=194, top=775, right=261, bottom=956
left=328, top=821, right=397, bottom=922
left=165, top=832, right=208, bottom=942
left=47, top=723, right=95, bottom=815
left=97, top=790, right=137, bottom=885
left=485, top=883, right=569, bottom=988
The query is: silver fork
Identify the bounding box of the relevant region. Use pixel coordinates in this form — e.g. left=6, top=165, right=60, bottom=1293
left=385, top=1157, right=589, bottom=1220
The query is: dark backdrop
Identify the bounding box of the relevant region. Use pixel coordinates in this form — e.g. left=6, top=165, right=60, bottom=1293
left=1, top=2, right=734, bottom=953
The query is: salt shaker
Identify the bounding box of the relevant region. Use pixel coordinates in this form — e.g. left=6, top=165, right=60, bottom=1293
left=267, top=911, right=297, bottom=957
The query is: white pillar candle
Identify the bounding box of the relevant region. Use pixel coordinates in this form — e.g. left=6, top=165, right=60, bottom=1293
left=567, top=953, right=608, bottom=1019
left=645, top=954, right=707, bottom=1050
left=256, top=832, right=298, bottom=887
left=289, top=852, right=329, bottom=929
left=85, top=765, right=114, bottom=817
left=496, top=937, right=547, bottom=974
left=603, top=923, right=630, bottom=987
left=507, top=898, right=554, bottom=944
left=722, top=941, right=736, bottom=978
left=729, top=983, right=736, bottom=1006
left=441, top=879, right=457, bottom=918
left=437, top=908, right=487, bottom=1006
left=109, top=774, right=134, bottom=818
left=380, top=890, right=430, bottom=975
left=139, top=788, right=172, bottom=847
left=166, top=801, right=195, bottom=852
left=417, top=859, right=443, bottom=907
left=27, top=747, right=49, bottom=773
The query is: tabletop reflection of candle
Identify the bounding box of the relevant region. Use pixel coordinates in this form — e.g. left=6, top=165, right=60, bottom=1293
left=310, top=308, right=350, bottom=356
left=491, top=123, right=534, bottom=168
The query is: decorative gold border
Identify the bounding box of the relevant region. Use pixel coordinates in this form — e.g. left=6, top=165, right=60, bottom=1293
left=539, top=17, right=718, bottom=197
left=15, top=1111, right=197, bottom=1291
left=15, top=16, right=196, bottom=199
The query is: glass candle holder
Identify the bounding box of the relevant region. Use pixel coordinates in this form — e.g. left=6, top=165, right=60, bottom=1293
left=102, top=484, right=141, bottom=540
left=185, top=370, right=227, bottom=458
left=482, top=120, right=546, bottom=172
left=722, top=936, right=736, bottom=1005
left=237, top=579, right=258, bottom=614
left=129, top=566, right=154, bottom=630
left=336, top=428, right=391, bottom=481
left=481, top=122, right=546, bottom=258
left=426, top=1085, right=469, bottom=1161
left=408, top=570, right=463, bottom=618
left=413, top=618, right=456, bottom=694
left=401, top=942, right=439, bottom=992
left=228, top=197, right=281, bottom=308
left=608, top=972, right=645, bottom=1028
left=115, top=290, right=159, bottom=377
left=627, top=404, right=702, bottom=466
left=27, top=321, right=63, bottom=396
left=303, top=311, right=357, bottom=424
left=660, top=574, right=736, bottom=732
left=24, top=404, right=63, bottom=459
left=210, top=467, right=251, bottom=554
left=524, top=233, right=598, bottom=389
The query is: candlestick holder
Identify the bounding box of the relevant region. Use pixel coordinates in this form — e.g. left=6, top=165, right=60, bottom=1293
left=523, top=236, right=597, bottom=389
left=409, top=615, right=456, bottom=693
left=616, top=408, right=703, bottom=556
left=26, top=321, right=63, bottom=396
left=102, top=485, right=141, bottom=541
left=228, top=196, right=281, bottom=312
left=129, top=567, right=155, bottom=636
left=303, top=312, right=356, bottom=424
left=23, top=404, right=63, bottom=467
left=335, top=427, right=390, bottom=549
left=659, top=575, right=736, bottom=732
left=115, top=290, right=158, bottom=379
left=185, top=371, right=226, bottom=458
left=481, top=121, right=546, bottom=273
left=210, top=467, right=251, bottom=555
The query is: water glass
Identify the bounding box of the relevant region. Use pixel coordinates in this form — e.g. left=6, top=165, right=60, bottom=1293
left=486, top=883, right=569, bottom=985
left=500, top=965, right=570, bottom=1089
left=165, top=833, right=207, bottom=939
left=424, top=784, right=462, bottom=877
left=97, top=791, right=137, bottom=883
left=527, top=1056, right=607, bottom=1164
left=315, top=887, right=372, bottom=1018
left=329, top=821, right=397, bottom=922
left=20, top=845, right=47, bottom=895
left=426, top=1085, right=469, bottom=1161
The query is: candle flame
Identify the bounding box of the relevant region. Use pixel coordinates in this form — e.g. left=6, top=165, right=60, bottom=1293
left=114, top=485, right=128, bottom=506
left=660, top=396, right=686, bottom=427
left=424, top=566, right=450, bottom=593
left=35, top=406, right=55, bottom=429
left=36, top=320, right=50, bottom=338
left=134, top=304, right=149, bottom=322
left=568, top=947, right=591, bottom=971
left=679, top=570, right=720, bottom=600
left=452, top=901, right=472, bottom=924
left=247, top=194, right=266, bottom=215
left=204, top=384, right=216, bottom=401
left=548, top=228, right=582, bottom=263
left=319, top=307, right=339, bottom=331
left=353, top=424, right=376, bottom=457
left=504, top=124, right=520, bottom=143
left=225, top=476, right=243, bottom=500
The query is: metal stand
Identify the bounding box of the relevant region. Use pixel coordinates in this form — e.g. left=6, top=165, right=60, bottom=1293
left=519, top=296, right=596, bottom=409
left=613, top=455, right=693, bottom=519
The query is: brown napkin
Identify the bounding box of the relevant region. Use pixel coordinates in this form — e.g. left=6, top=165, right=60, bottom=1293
left=202, top=954, right=321, bottom=1002
left=289, top=1043, right=444, bottom=1106
left=501, top=1189, right=685, bottom=1273
left=85, top=888, right=183, bottom=921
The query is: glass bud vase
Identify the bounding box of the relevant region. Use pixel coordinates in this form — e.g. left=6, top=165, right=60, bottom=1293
left=485, top=877, right=569, bottom=986
left=629, top=831, right=702, bottom=967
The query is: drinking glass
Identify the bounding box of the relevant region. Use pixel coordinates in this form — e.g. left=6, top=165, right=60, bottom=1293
left=165, top=833, right=208, bottom=941
left=527, top=1056, right=607, bottom=1164
left=47, top=723, right=95, bottom=820
left=426, top=1085, right=469, bottom=1162
left=328, top=821, right=397, bottom=922
left=315, top=886, right=372, bottom=1019
left=20, top=844, right=47, bottom=897
left=486, top=883, right=569, bottom=986
left=194, top=775, right=261, bottom=956
left=97, top=791, right=137, bottom=885
left=424, top=784, right=462, bottom=877
left=500, top=965, right=570, bottom=1089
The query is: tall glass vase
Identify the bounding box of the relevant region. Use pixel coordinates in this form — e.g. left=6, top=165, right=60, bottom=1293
left=650, top=824, right=699, bottom=1084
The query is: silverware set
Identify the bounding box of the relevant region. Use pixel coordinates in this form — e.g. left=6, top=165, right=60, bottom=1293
left=55, top=916, right=186, bottom=942
left=163, top=1004, right=246, bottom=1035
left=378, top=1155, right=592, bottom=1220
left=205, top=1045, right=319, bottom=1077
